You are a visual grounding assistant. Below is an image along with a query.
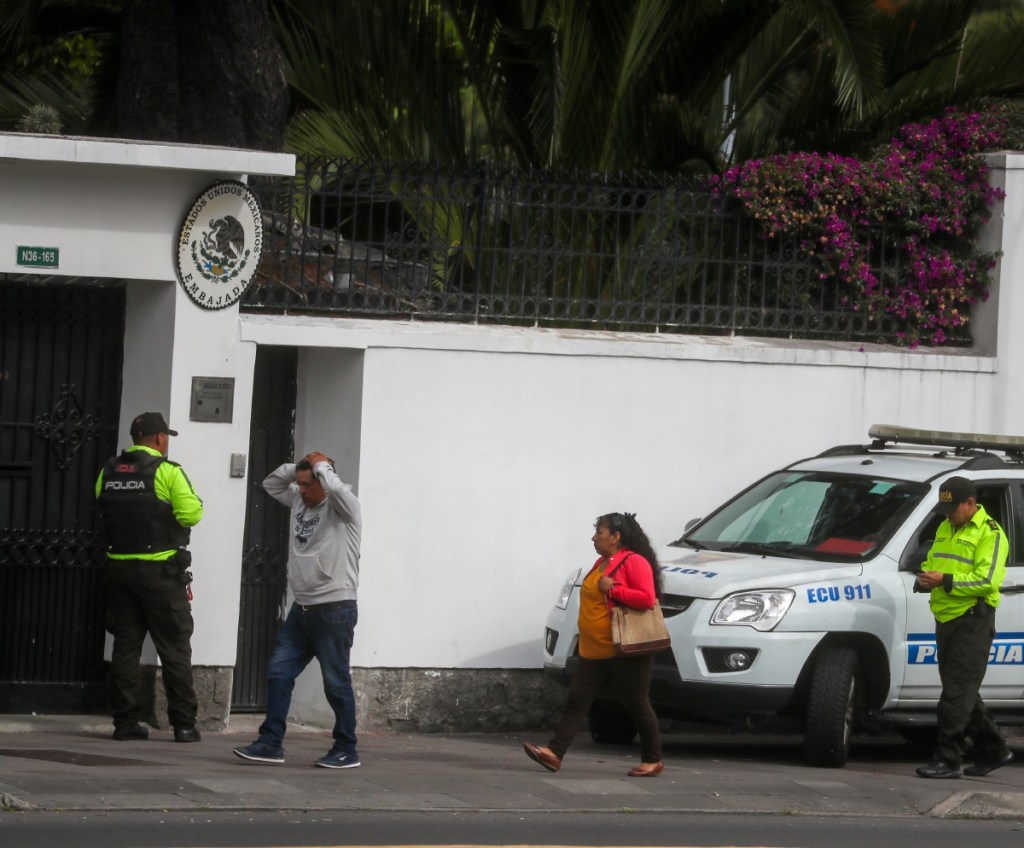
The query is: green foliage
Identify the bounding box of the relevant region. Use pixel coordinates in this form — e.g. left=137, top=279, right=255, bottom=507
left=0, top=0, right=118, bottom=135
left=17, top=32, right=103, bottom=79
left=272, top=0, right=1024, bottom=173
left=2, top=0, right=1023, bottom=168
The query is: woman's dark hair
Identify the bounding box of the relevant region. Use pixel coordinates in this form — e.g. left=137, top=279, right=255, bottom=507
left=597, top=512, right=663, bottom=597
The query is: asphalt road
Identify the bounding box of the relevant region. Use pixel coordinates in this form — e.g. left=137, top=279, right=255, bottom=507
left=1, top=809, right=1024, bottom=848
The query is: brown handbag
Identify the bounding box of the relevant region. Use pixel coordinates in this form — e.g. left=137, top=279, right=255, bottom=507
left=610, top=602, right=671, bottom=655
left=607, top=556, right=671, bottom=656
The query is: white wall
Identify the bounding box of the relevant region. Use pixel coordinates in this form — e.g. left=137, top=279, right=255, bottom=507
left=241, top=316, right=1001, bottom=678
left=293, top=347, right=364, bottom=488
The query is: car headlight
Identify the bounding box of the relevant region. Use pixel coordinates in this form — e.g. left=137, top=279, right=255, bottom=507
left=711, top=590, right=795, bottom=631
left=555, top=568, right=582, bottom=609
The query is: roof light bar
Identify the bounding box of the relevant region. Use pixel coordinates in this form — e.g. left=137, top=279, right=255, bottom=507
left=869, top=424, right=1024, bottom=453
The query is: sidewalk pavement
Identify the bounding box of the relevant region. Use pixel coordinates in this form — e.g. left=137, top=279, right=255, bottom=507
left=1, top=716, right=1023, bottom=820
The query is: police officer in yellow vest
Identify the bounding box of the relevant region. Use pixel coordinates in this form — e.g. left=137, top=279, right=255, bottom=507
left=96, top=412, right=203, bottom=742
left=914, top=476, right=1013, bottom=778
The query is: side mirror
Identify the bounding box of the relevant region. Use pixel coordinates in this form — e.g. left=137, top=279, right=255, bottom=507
left=684, top=517, right=702, bottom=532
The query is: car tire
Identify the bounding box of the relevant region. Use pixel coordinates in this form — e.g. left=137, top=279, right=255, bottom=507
left=587, top=700, right=638, bottom=745
left=804, top=646, right=859, bottom=768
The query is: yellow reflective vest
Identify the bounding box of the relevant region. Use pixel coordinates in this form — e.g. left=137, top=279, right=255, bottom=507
left=923, top=504, right=1006, bottom=623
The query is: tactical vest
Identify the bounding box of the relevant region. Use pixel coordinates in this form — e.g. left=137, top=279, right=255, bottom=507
left=98, top=450, right=190, bottom=554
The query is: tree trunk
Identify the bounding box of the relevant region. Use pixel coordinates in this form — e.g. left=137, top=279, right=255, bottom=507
left=117, top=0, right=289, bottom=151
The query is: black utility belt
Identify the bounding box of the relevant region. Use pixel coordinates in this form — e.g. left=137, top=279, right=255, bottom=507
left=299, top=600, right=356, bottom=612
left=963, top=600, right=995, bottom=618
left=940, top=599, right=994, bottom=622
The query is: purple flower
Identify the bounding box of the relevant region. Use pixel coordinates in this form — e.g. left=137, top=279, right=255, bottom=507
left=712, top=107, right=1007, bottom=346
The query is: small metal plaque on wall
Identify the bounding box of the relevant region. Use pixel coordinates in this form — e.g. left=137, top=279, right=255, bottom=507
left=190, top=376, right=234, bottom=422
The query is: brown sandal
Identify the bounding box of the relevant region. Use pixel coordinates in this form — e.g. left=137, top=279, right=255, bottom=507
left=523, top=742, right=562, bottom=772
left=628, top=761, right=664, bottom=777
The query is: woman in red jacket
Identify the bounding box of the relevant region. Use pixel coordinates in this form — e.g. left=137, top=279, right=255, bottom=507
left=524, top=512, right=665, bottom=776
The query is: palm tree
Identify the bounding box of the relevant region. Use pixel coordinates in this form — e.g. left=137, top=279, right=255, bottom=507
left=274, top=0, right=1024, bottom=170
left=276, top=0, right=782, bottom=169
left=5, top=1, right=1021, bottom=166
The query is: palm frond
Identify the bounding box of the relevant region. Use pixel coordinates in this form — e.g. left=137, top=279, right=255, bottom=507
left=277, top=0, right=469, bottom=161
left=779, top=0, right=885, bottom=116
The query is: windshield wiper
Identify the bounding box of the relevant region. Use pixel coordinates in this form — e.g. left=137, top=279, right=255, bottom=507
left=671, top=537, right=705, bottom=551
left=721, top=541, right=810, bottom=559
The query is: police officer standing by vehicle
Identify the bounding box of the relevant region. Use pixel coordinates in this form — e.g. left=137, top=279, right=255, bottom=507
left=96, top=412, right=203, bottom=742
left=914, top=476, right=1014, bottom=779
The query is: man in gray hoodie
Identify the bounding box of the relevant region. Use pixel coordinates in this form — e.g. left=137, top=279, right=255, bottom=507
left=233, top=451, right=362, bottom=768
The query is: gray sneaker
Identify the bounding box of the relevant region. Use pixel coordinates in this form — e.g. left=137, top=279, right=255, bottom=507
left=233, top=741, right=285, bottom=764
left=315, top=749, right=361, bottom=769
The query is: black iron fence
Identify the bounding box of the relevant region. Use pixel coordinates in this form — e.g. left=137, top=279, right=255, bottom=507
left=244, top=157, right=964, bottom=345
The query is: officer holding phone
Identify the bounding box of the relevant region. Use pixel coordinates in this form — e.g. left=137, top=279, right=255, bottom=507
left=914, top=476, right=1013, bottom=779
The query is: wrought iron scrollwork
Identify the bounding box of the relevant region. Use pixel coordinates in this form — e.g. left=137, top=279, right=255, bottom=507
left=35, top=384, right=99, bottom=471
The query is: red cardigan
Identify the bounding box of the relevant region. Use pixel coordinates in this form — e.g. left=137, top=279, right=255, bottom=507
left=590, top=548, right=656, bottom=612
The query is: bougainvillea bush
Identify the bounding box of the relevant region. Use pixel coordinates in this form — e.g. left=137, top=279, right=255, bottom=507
left=710, top=108, right=1011, bottom=346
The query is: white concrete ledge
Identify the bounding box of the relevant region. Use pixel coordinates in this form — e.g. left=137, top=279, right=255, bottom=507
left=238, top=313, right=997, bottom=373
left=0, top=133, right=295, bottom=176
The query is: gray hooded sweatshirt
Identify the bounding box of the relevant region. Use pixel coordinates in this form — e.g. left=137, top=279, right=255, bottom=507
left=263, top=460, right=361, bottom=606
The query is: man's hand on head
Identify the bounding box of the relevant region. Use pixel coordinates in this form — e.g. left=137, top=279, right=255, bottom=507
left=305, top=451, right=333, bottom=467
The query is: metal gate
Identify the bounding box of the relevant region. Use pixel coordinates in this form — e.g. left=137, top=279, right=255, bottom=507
left=232, top=345, right=296, bottom=710
left=0, top=278, right=125, bottom=713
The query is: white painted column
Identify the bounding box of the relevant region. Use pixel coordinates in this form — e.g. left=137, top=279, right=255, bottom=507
left=982, top=153, right=1024, bottom=435
left=114, top=279, right=257, bottom=668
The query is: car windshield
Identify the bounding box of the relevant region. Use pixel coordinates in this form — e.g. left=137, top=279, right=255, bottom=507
left=677, top=471, right=929, bottom=561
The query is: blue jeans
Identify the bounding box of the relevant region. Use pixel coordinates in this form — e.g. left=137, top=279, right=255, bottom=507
left=258, top=601, right=358, bottom=754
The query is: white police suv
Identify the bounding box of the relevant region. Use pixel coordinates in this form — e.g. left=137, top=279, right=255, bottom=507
left=543, top=425, right=1024, bottom=767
